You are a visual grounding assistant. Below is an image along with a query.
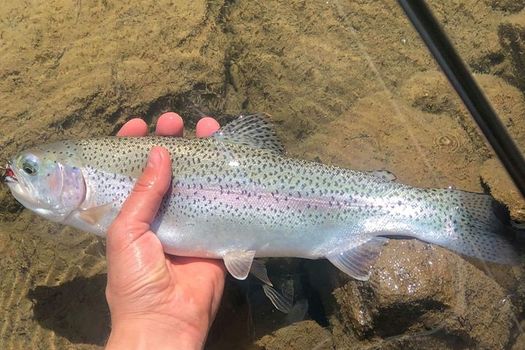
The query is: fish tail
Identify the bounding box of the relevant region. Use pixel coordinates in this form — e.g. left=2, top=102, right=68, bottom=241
left=428, top=190, right=519, bottom=264
left=324, top=189, right=519, bottom=281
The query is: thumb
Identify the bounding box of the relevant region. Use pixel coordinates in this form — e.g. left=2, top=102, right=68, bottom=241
left=107, top=146, right=172, bottom=253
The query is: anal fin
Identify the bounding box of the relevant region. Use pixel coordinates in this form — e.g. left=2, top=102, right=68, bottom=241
left=326, top=237, right=387, bottom=281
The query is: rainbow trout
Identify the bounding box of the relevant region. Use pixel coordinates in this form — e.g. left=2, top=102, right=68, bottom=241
left=3, top=114, right=517, bottom=309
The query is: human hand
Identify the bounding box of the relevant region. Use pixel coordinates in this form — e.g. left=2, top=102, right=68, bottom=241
left=105, top=112, right=225, bottom=350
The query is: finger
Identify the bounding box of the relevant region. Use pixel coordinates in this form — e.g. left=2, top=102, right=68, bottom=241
left=107, top=147, right=172, bottom=247
left=117, top=118, right=148, bottom=137
left=155, top=112, right=184, bottom=137
left=196, top=117, right=220, bottom=138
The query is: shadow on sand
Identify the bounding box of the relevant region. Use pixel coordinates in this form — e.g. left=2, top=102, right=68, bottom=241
left=27, top=274, right=110, bottom=346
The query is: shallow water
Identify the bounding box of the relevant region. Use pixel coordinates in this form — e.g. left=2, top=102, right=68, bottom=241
left=1, top=0, right=524, bottom=349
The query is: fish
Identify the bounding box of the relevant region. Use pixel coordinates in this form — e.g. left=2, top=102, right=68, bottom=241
left=2, top=114, right=518, bottom=311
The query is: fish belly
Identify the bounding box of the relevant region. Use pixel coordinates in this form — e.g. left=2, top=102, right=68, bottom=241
left=154, top=214, right=349, bottom=259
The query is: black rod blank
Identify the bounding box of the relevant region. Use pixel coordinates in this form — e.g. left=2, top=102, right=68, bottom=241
left=398, top=0, right=525, bottom=198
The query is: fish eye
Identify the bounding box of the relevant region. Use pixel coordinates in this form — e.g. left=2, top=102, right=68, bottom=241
left=22, top=158, right=38, bottom=176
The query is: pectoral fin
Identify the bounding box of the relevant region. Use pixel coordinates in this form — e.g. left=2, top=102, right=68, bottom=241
left=224, top=250, right=256, bottom=280
left=78, top=203, right=113, bottom=225
left=326, top=237, right=387, bottom=281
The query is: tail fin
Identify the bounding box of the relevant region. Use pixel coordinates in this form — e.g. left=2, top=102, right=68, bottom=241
left=436, top=191, right=518, bottom=264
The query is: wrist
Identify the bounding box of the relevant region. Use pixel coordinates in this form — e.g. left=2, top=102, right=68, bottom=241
left=106, top=317, right=207, bottom=350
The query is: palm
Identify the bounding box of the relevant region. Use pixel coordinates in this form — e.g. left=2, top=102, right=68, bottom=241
left=107, top=228, right=224, bottom=328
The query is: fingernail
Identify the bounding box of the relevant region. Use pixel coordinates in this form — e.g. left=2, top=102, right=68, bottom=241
left=156, top=112, right=184, bottom=137
left=147, top=148, right=162, bottom=168
left=196, top=117, right=220, bottom=138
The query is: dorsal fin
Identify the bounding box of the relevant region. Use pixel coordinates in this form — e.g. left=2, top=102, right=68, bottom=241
left=212, top=114, right=285, bottom=153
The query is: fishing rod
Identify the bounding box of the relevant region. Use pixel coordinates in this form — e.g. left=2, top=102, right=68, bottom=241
left=397, top=0, right=525, bottom=199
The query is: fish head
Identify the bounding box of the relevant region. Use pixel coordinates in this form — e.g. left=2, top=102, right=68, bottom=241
left=3, top=148, right=85, bottom=222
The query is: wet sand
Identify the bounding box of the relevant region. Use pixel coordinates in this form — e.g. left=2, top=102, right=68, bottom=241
left=1, top=1, right=524, bottom=349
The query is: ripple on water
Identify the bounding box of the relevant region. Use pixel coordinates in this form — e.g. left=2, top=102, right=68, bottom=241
left=434, top=134, right=461, bottom=152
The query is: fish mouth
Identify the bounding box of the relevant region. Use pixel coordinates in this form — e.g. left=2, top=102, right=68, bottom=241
left=1, top=162, right=17, bottom=183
